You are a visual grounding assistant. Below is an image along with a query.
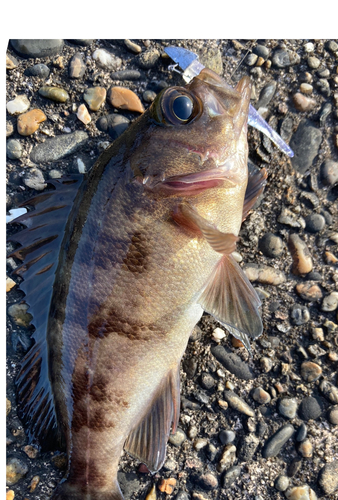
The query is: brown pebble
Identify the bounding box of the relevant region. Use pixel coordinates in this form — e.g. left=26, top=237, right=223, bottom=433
left=243, top=263, right=286, bottom=285
left=285, top=485, right=317, bottom=500
left=296, top=282, right=322, bottom=301
left=107, top=86, right=144, bottom=113
left=6, top=491, right=14, bottom=500
left=158, top=478, right=177, bottom=494
left=6, top=276, right=16, bottom=292
left=293, top=92, right=317, bottom=112
left=29, top=475, right=40, bottom=492
left=231, top=336, right=244, bottom=348
left=301, top=361, right=322, bottom=382
left=23, top=445, right=38, bottom=459
left=288, top=234, right=313, bottom=275
left=6, top=55, right=17, bottom=70
left=17, top=109, right=47, bottom=136
left=83, top=87, right=106, bottom=111
left=325, top=251, right=338, bottom=264
left=53, top=56, right=64, bottom=69
left=77, top=104, right=91, bottom=125
left=298, top=438, right=313, bottom=457
left=300, top=83, right=313, bottom=94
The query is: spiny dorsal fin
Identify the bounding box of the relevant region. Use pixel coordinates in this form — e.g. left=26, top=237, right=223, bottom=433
left=8, top=175, right=85, bottom=449
left=242, top=163, right=267, bottom=221
left=124, top=365, right=180, bottom=472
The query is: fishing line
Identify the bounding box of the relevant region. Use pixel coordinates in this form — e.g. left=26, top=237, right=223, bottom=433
left=229, top=39, right=258, bottom=80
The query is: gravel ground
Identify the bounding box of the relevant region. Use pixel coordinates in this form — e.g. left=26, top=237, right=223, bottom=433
left=6, top=39, right=338, bottom=500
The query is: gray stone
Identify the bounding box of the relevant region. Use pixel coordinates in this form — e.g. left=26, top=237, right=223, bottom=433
left=328, top=406, right=338, bottom=425
left=67, top=39, right=94, bottom=46
left=318, top=461, right=338, bottom=495
left=262, top=423, right=295, bottom=458
left=274, top=475, right=289, bottom=492
left=256, top=81, right=277, bottom=109
left=168, top=428, right=186, bottom=447
left=296, top=423, right=307, bottom=442
left=305, top=213, right=325, bottom=233
left=290, top=120, right=322, bottom=174
left=10, top=39, right=63, bottom=58
left=320, top=159, right=338, bottom=186
left=111, top=70, right=142, bottom=80
left=198, top=472, right=218, bottom=490
left=222, top=466, right=242, bottom=489
left=219, top=430, right=236, bottom=445
left=272, top=49, right=300, bottom=68
left=299, top=396, right=322, bottom=420
left=320, top=380, right=338, bottom=404
left=259, top=233, right=283, bottom=258
left=6, top=139, right=22, bottom=160
left=278, top=398, right=298, bottom=419
left=238, top=433, right=260, bottom=461
left=30, top=131, right=88, bottom=163
left=211, top=345, right=255, bottom=380
left=96, top=114, right=130, bottom=140
left=246, top=53, right=258, bottom=66
left=253, top=45, right=270, bottom=59
left=137, top=49, right=160, bottom=69
left=290, top=304, right=310, bottom=325
left=24, top=63, right=50, bottom=78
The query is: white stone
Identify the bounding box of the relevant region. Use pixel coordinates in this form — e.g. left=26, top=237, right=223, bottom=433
left=6, top=95, right=30, bottom=115
left=303, top=42, right=315, bottom=53
left=92, top=49, right=122, bottom=70
left=76, top=158, right=86, bottom=174
left=212, top=327, right=226, bottom=342
left=77, top=104, right=91, bottom=125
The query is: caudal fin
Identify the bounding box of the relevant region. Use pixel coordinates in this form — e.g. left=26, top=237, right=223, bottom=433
left=51, top=479, right=124, bottom=500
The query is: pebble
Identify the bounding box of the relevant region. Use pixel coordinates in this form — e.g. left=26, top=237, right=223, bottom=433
left=17, top=109, right=47, bottom=136
left=7, top=94, right=30, bottom=115
left=316, top=78, right=331, bottom=97
left=25, top=63, right=50, bottom=78
left=137, top=48, right=160, bottom=69
left=319, top=103, right=332, bottom=126
left=124, top=39, right=142, bottom=54
left=6, top=277, right=16, bottom=293
left=6, top=457, right=29, bottom=485
left=7, top=303, right=32, bottom=327
left=24, top=167, right=47, bottom=191
left=278, top=207, right=301, bottom=228
left=299, top=396, right=322, bottom=420
left=260, top=356, right=273, bottom=373
left=290, top=304, right=310, bottom=325
left=304, top=213, right=325, bottom=233
left=300, top=83, right=313, bottom=94
left=296, top=283, right=322, bottom=301
left=200, top=372, right=215, bottom=390
left=318, top=460, right=338, bottom=495
left=320, top=159, right=338, bottom=186
left=77, top=104, right=91, bottom=125
left=328, top=406, right=338, bottom=425
left=274, top=475, right=289, bottom=492
left=198, top=472, right=218, bottom=490
left=262, top=423, right=295, bottom=458
left=307, top=56, right=320, bottom=69
left=217, top=444, right=237, bottom=472
left=143, top=90, right=157, bottom=103
left=10, top=39, right=63, bottom=58
left=290, top=120, right=322, bottom=174
left=298, top=438, right=313, bottom=457
left=288, top=234, right=313, bottom=275
left=293, top=93, right=317, bottom=112
left=212, top=327, right=226, bottom=342
left=253, top=44, right=270, bottom=59
left=320, top=380, right=338, bottom=404
left=238, top=433, right=260, bottom=461
left=6, top=491, right=14, bottom=500
left=6, top=139, right=22, bottom=160
left=285, top=485, right=317, bottom=500
left=246, top=53, right=258, bottom=66
left=107, top=86, right=144, bottom=113
left=259, top=233, right=283, bottom=258
left=256, top=81, right=277, bottom=109
left=158, top=478, right=176, bottom=494
left=272, top=49, right=300, bottom=68
left=219, top=430, right=236, bottom=445
left=222, top=465, right=242, bottom=489
left=301, top=361, right=322, bottom=382
left=168, top=428, right=186, bottom=447
left=288, top=457, right=302, bottom=477
left=251, top=386, right=271, bottom=405
left=303, top=42, right=315, bottom=53
left=210, top=346, right=255, bottom=380
left=92, top=49, right=122, bottom=71
left=67, top=39, right=94, bottom=46
left=39, top=86, right=69, bottom=103
left=243, top=263, right=286, bottom=285
left=96, top=113, right=130, bottom=140
left=69, top=53, right=86, bottom=78
left=296, top=423, right=308, bottom=442
left=322, top=291, right=338, bottom=312
left=83, top=87, right=106, bottom=111
left=30, top=131, right=88, bottom=163
left=23, top=445, right=38, bottom=459
left=6, top=121, right=14, bottom=137
left=111, top=70, right=142, bottom=80
left=325, top=251, right=338, bottom=264
left=279, top=398, right=298, bottom=419
left=223, top=390, right=255, bottom=417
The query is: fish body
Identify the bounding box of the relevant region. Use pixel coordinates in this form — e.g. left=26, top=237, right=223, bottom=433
left=11, top=68, right=265, bottom=499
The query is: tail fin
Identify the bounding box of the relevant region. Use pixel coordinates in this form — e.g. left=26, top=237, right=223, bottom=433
left=51, top=479, right=124, bottom=500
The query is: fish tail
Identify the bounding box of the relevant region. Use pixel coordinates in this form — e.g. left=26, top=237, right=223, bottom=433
left=51, top=479, right=124, bottom=500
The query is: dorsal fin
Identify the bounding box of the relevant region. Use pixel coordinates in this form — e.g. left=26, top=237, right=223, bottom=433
left=8, top=175, right=85, bottom=449
left=242, top=163, right=267, bottom=221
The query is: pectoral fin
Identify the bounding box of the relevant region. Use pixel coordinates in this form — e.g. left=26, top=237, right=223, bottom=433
left=124, top=364, right=180, bottom=473
left=242, top=163, right=267, bottom=221
left=198, top=254, right=263, bottom=353
left=172, top=203, right=239, bottom=255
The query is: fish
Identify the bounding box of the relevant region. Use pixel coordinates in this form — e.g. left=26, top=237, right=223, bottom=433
left=9, top=66, right=270, bottom=500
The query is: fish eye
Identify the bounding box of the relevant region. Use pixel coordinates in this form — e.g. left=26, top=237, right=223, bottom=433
left=151, top=87, right=201, bottom=126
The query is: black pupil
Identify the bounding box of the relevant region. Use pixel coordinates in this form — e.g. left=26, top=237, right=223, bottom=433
left=172, top=95, right=193, bottom=121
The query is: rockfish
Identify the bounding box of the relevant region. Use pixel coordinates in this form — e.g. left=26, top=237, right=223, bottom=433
left=10, top=68, right=267, bottom=499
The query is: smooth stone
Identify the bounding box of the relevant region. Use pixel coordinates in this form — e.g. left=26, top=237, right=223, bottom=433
left=275, top=475, right=289, bottom=492
left=24, top=167, right=47, bottom=191
left=262, top=423, right=295, bottom=458
left=320, top=380, right=338, bottom=404
left=295, top=283, right=322, bottom=301
left=293, top=93, right=317, bottom=112
left=96, top=114, right=130, bottom=140
left=107, top=86, right=144, bottom=113
left=17, top=109, right=46, bottom=136
left=84, top=87, right=106, bottom=111
left=300, top=83, right=313, bottom=94
left=93, top=49, right=122, bottom=70
left=253, top=45, right=270, bottom=59
left=307, top=56, right=320, bottom=69
left=111, top=70, right=142, bottom=80
left=137, top=48, right=160, bottom=69
left=6, top=139, right=22, bottom=159
left=124, top=39, right=142, bottom=54
left=238, top=433, right=260, bottom=461
left=24, top=63, right=50, bottom=78
left=316, top=78, right=331, bottom=97
left=317, top=67, right=330, bottom=78
left=291, top=304, right=310, bottom=325
left=243, top=263, right=286, bottom=285
left=303, top=42, right=314, bottom=53
left=301, top=361, right=322, bottom=382
left=6, top=457, right=29, bottom=485
left=298, top=439, right=313, bottom=457
left=175, top=492, right=189, bottom=500
left=6, top=121, right=14, bottom=137
left=67, top=39, right=94, bottom=46
left=7, top=94, right=30, bottom=115
left=210, top=345, right=255, bottom=380
left=259, top=233, right=283, bottom=258
left=168, top=428, right=186, bottom=447
left=10, top=39, right=63, bottom=58
left=7, top=303, right=32, bottom=327
left=300, top=191, right=319, bottom=208
left=6, top=54, right=18, bottom=69
left=285, top=485, right=317, bottom=500
left=222, top=466, right=242, bottom=489
left=320, top=159, right=338, bottom=186
left=328, top=406, right=338, bottom=425
left=299, top=396, right=322, bottom=420
left=290, top=120, right=322, bottom=174
left=77, top=104, right=91, bottom=125
left=256, top=81, right=277, bottom=109
left=198, top=473, right=218, bottom=490
left=200, top=372, right=215, bottom=390
left=318, top=460, right=338, bottom=495
left=280, top=116, right=294, bottom=141
left=288, top=457, right=302, bottom=477
left=322, top=292, right=338, bottom=312
left=217, top=444, right=236, bottom=472
left=223, top=390, right=255, bottom=417
left=288, top=234, right=313, bottom=275
left=245, top=53, right=258, bottom=66
left=251, top=387, right=271, bottom=405
left=219, top=430, right=236, bottom=445
left=279, top=398, right=298, bottom=419
left=30, top=131, right=88, bottom=163
left=143, top=90, right=157, bottom=103
left=69, top=53, right=86, bottom=78
left=39, top=86, right=69, bottom=103
left=260, top=356, right=273, bottom=373
left=305, top=213, right=325, bottom=233
left=296, top=423, right=307, bottom=442
left=272, top=49, right=300, bottom=68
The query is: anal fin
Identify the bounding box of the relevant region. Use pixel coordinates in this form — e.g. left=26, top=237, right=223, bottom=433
left=198, top=254, right=263, bottom=353
left=124, top=365, right=180, bottom=473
